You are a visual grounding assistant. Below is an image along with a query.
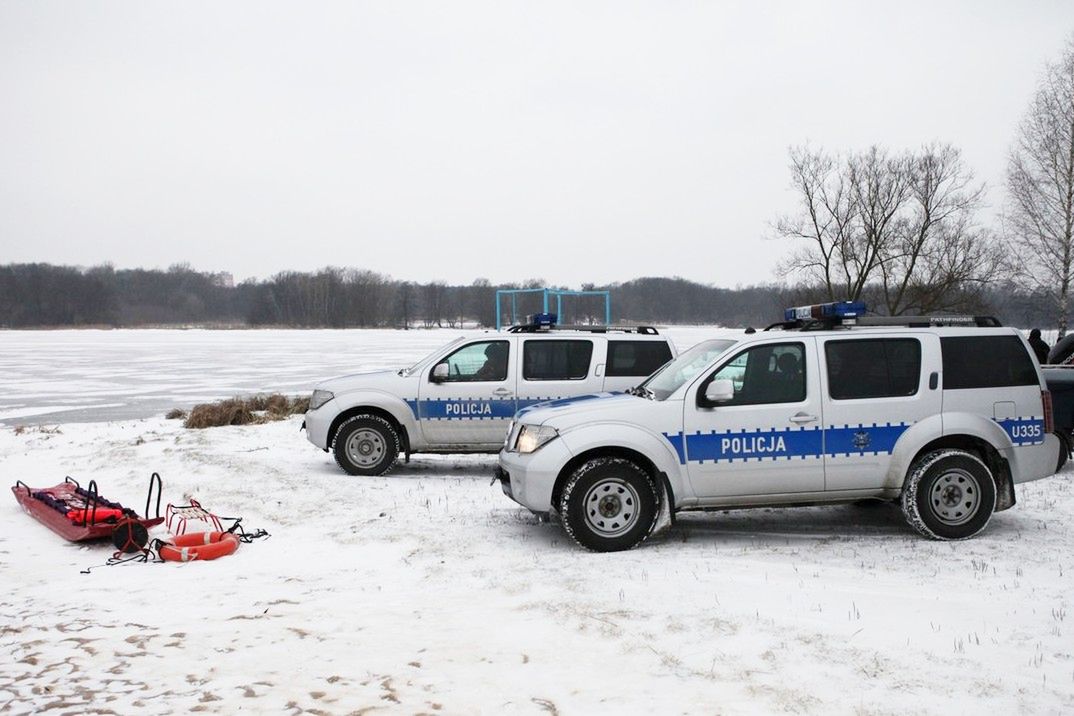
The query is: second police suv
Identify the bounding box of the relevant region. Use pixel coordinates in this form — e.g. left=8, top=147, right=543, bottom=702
left=497, top=302, right=1066, bottom=552
left=304, top=316, right=675, bottom=475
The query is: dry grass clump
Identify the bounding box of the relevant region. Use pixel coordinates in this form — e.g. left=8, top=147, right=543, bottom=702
left=165, top=408, right=187, bottom=420
left=182, top=394, right=308, bottom=429
left=12, top=425, right=62, bottom=436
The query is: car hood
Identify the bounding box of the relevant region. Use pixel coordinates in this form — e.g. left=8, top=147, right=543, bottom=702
left=517, top=392, right=649, bottom=429
left=315, top=369, right=412, bottom=395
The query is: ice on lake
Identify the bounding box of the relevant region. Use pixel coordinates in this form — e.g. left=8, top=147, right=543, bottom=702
left=0, top=326, right=728, bottom=424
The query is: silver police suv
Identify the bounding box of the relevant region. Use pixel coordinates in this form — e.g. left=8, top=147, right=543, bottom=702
left=497, top=303, right=1065, bottom=551
left=305, top=321, right=675, bottom=475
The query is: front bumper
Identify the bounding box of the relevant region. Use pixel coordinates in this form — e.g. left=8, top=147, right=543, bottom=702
left=497, top=438, right=574, bottom=513
left=304, top=402, right=335, bottom=451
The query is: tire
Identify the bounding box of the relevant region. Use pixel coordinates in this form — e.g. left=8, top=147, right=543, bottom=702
left=559, top=457, right=659, bottom=552
left=1055, top=431, right=1071, bottom=472
left=901, top=449, right=996, bottom=540
left=332, top=414, right=400, bottom=476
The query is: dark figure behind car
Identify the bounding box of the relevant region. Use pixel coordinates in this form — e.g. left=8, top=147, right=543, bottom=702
left=1029, top=329, right=1050, bottom=364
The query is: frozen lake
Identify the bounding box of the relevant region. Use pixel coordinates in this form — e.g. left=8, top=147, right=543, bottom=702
left=0, top=326, right=725, bottom=425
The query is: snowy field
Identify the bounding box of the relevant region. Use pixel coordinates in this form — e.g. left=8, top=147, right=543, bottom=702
left=0, top=326, right=723, bottom=425
left=1, top=327, right=1073, bottom=714
left=2, top=418, right=1073, bottom=714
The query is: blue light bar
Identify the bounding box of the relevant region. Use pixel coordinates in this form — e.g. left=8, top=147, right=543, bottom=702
left=784, top=301, right=867, bottom=322
left=531, top=312, right=558, bottom=328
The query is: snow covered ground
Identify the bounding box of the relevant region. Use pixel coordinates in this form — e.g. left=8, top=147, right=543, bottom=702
left=2, top=325, right=1072, bottom=714
left=2, top=416, right=1073, bottom=714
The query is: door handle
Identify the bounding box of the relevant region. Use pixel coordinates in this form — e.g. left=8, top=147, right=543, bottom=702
left=492, top=388, right=513, bottom=397
left=789, top=412, right=818, bottom=424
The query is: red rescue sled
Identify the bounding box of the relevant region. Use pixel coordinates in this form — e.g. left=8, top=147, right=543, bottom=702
left=12, top=473, right=164, bottom=542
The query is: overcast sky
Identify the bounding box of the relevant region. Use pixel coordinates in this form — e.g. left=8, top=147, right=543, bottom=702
left=1, top=1, right=1072, bottom=287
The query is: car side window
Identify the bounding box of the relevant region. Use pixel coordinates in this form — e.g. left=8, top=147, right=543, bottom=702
left=523, top=340, right=593, bottom=381
left=606, top=340, right=674, bottom=377
left=435, top=341, right=510, bottom=382
left=825, top=339, right=921, bottom=399
left=941, top=336, right=1039, bottom=389
left=703, top=342, right=806, bottom=406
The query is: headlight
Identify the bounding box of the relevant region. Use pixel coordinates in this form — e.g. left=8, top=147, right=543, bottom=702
left=309, top=389, right=334, bottom=411
left=515, top=424, right=558, bottom=454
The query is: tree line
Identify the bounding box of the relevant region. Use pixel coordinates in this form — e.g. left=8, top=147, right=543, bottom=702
left=0, top=261, right=1064, bottom=330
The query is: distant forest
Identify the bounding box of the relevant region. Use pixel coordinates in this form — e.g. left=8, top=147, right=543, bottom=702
left=0, top=262, right=1061, bottom=330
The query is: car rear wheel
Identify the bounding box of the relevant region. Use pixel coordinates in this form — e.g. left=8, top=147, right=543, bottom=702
left=333, top=414, right=400, bottom=476
left=559, top=457, right=658, bottom=552
left=901, top=449, right=996, bottom=540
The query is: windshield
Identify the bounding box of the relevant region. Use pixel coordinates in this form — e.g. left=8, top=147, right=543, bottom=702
left=640, top=339, right=737, bottom=400
left=401, top=337, right=467, bottom=376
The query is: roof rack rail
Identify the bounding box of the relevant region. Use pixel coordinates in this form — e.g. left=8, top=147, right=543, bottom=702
left=506, top=324, right=659, bottom=335
left=765, top=315, right=1003, bottom=331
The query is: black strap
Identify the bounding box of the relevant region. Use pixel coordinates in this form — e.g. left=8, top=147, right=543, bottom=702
left=80, top=547, right=161, bottom=574
left=222, top=517, right=270, bottom=543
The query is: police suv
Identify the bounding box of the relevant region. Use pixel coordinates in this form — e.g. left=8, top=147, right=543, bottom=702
left=304, top=318, right=675, bottom=475
left=497, top=303, right=1065, bottom=552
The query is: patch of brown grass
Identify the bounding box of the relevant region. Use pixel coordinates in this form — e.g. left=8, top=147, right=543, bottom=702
left=165, top=408, right=188, bottom=420
left=182, top=394, right=308, bottom=429
left=12, top=425, right=63, bottom=436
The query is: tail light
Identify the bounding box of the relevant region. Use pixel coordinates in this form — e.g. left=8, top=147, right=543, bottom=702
left=1043, top=390, right=1054, bottom=434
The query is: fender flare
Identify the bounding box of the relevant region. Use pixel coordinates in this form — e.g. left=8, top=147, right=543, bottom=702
left=327, top=390, right=421, bottom=449
left=557, top=422, right=690, bottom=508
left=886, top=412, right=1012, bottom=489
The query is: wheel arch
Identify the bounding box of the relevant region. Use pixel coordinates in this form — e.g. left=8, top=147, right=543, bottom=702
left=898, top=433, right=1014, bottom=512
left=551, top=431, right=685, bottom=514
left=328, top=399, right=416, bottom=453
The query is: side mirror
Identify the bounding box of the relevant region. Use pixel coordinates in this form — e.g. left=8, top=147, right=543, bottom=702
left=432, top=363, right=449, bottom=382
left=703, top=379, right=735, bottom=405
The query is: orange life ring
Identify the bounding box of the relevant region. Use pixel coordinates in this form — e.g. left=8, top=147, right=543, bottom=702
left=159, top=531, right=239, bottom=562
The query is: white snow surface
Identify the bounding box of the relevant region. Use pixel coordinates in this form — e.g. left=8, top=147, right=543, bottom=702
left=2, top=416, right=1073, bottom=714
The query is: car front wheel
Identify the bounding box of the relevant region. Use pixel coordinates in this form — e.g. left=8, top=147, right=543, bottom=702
left=559, top=457, right=659, bottom=552
left=901, top=449, right=997, bottom=540
left=333, top=414, right=400, bottom=476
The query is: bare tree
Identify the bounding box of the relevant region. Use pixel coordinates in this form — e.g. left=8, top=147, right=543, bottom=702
left=422, top=281, right=446, bottom=327
left=777, top=143, right=999, bottom=315
left=878, top=144, right=1000, bottom=314
left=1007, top=38, right=1074, bottom=337
left=775, top=147, right=859, bottom=301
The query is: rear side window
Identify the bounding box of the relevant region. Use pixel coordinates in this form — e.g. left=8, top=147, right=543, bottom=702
left=606, top=340, right=673, bottom=377
left=523, top=340, right=594, bottom=381
left=941, top=336, right=1039, bottom=389
left=825, top=339, right=921, bottom=400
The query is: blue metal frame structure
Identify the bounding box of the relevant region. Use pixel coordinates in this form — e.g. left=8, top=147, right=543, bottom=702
left=495, top=288, right=611, bottom=329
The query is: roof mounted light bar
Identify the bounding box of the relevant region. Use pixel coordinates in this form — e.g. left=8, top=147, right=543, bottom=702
left=768, top=301, right=1002, bottom=331
left=507, top=324, right=659, bottom=335
left=784, top=301, right=867, bottom=322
